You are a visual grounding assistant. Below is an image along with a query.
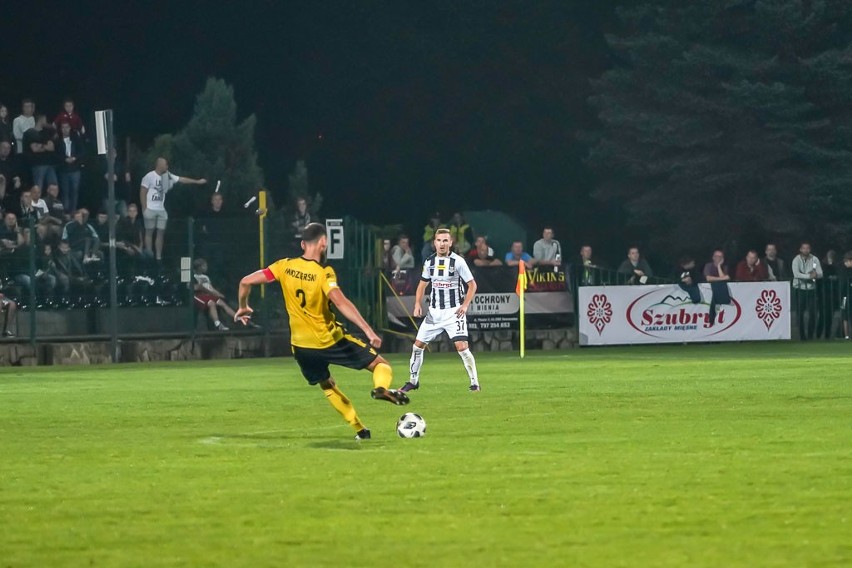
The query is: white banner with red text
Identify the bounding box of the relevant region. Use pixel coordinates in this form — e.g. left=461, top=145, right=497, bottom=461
left=578, top=282, right=790, bottom=346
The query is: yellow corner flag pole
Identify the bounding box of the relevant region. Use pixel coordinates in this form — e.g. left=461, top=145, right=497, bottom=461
left=258, top=190, right=268, bottom=299
left=515, top=261, right=527, bottom=358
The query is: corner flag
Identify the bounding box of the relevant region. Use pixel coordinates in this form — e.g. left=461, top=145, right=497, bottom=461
left=516, top=262, right=527, bottom=358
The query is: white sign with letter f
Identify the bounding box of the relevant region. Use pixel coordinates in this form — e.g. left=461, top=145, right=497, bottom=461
left=326, top=219, right=344, bottom=259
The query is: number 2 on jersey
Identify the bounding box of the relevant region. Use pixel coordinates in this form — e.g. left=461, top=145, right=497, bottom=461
left=295, top=288, right=307, bottom=308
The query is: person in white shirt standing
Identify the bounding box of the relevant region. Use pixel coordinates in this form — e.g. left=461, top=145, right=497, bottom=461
left=139, top=157, right=207, bottom=262
left=12, top=99, right=35, bottom=154
left=400, top=228, right=481, bottom=393
left=791, top=241, right=823, bottom=340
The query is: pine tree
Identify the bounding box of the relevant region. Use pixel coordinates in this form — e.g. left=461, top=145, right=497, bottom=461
left=147, top=77, right=264, bottom=215
left=586, top=0, right=852, bottom=257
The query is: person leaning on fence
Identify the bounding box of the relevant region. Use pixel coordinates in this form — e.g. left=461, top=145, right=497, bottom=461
left=472, top=239, right=502, bottom=267
left=791, top=242, right=822, bottom=341
left=734, top=250, right=769, bottom=282
left=816, top=249, right=840, bottom=340
left=617, top=246, right=653, bottom=284
left=576, top=244, right=598, bottom=286
left=673, top=255, right=702, bottom=304
left=505, top=240, right=534, bottom=269
left=533, top=227, right=562, bottom=270
left=841, top=251, right=852, bottom=340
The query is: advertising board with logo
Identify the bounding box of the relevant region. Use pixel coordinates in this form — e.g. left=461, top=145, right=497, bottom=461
left=579, top=282, right=790, bottom=345
left=385, top=266, right=573, bottom=332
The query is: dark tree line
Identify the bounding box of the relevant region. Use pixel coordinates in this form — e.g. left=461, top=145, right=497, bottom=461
left=586, top=0, right=852, bottom=260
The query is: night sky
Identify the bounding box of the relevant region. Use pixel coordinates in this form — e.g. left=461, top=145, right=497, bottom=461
left=6, top=1, right=615, bottom=245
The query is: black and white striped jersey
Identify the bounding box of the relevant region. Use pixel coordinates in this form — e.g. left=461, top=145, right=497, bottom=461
left=420, top=252, right=475, bottom=310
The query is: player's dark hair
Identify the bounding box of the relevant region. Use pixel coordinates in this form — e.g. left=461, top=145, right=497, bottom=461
left=302, top=222, right=327, bottom=243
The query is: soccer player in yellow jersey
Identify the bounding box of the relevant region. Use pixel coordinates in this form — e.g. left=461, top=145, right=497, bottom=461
left=235, top=222, right=409, bottom=440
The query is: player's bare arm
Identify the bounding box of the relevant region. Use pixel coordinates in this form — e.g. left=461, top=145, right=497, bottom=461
left=178, top=176, right=208, bottom=185
left=139, top=185, right=148, bottom=211
left=412, top=279, right=428, bottom=318
left=328, top=287, right=382, bottom=348
left=235, top=269, right=273, bottom=324
left=456, top=278, right=477, bottom=318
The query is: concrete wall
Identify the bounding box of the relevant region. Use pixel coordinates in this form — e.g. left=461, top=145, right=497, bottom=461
left=0, top=333, right=291, bottom=366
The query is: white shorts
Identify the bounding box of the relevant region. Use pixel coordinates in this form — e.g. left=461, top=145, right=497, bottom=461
left=143, top=208, right=168, bottom=230
left=416, top=307, right=469, bottom=343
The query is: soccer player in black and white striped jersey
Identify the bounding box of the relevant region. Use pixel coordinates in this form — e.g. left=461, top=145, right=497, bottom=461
left=400, top=228, right=481, bottom=393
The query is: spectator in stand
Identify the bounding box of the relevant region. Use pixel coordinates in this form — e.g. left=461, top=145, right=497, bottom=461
left=0, top=140, right=24, bottom=192
left=576, top=244, right=598, bottom=286
left=29, top=185, right=62, bottom=244
left=198, top=192, right=229, bottom=281
left=139, top=157, right=207, bottom=262
left=617, top=246, right=654, bottom=285
left=12, top=99, right=35, bottom=154
left=0, top=104, right=13, bottom=147
left=0, top=211, right=26, bottom=255
left=734, top=250, right=769, bottom=282
left=466, top=236, right=493, bottom=262
left=448, top=212, right=473, bottom=256
left=56, top=121, right=85, bottom=214
left=0, top=212, right=38, bottom=300
left=472, top=239, right=502, bottom=267
left=115, top=202, right=152, bottom=275
left=62, top=208, right=100, bottom=263
left=101, top=147, right=130, bottom=217
left=816, top=249, right=839, bottom=340
left=380, top=238, right=393, bottom=273
left=389, top=234, right=416, bottom=294
left=0, top=175, right=17, bottom=213
left=792, top=242, right=822, bottom=341
left=51, top=239, right=92, bottom=305
left=15, top=187, right=39, bottom=228
left=505, top=240, right=534, bottom=269
left=289, top=196, right=312, bottom=256
left=93, top=210, right=111, bottom=258
left=53, top=98, right=86, bottom=137
left=533, top=227, right=562, bottom=270
left=0, top=293, right=16, bottom=337
left=23, top=114, right=57, bottom=192
left=421, top=212, right=443, bottom=261
left=703, top=249, right=731, bottom=282
left=390, top=234, right=415, bottom=274
left=44, top=183, right=67, bottom=222
left=763, top=243, right=787, bottom=282
left=193, top=258, right=245, bottom=331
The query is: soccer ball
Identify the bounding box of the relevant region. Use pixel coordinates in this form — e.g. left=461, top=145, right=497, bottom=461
left=396, top=412, right=427, bottom=438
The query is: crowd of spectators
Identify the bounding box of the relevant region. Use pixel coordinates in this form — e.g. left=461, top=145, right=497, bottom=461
left=382, top=212, right=852, bottom=340
left=0, top=98, right=247, bottom=333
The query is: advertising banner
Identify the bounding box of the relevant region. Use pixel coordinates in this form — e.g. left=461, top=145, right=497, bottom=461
left=385, top=266, right=573, bottom=332
left=578, top=282, right=790, bottom=345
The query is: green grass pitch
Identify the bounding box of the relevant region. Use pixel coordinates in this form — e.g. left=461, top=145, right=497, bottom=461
left=1, top=343, right=850, bottom=567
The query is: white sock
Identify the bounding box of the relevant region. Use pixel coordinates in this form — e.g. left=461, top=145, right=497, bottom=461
left=458, top=348, right=478, bottom=385
left=214, top=320, right=222, bottom=327
left=409, top=345, right=425, bottom=383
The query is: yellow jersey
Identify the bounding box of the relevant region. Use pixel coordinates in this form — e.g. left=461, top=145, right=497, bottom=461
left=266, top=257, right=345, bottom=349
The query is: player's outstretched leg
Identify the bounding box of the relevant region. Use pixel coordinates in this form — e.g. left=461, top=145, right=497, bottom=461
left=320, top=378, right=368, bottom=437
left=368, top=358, right=410, bottom=405
left=455, top=342, right=480, bottom=391
left=400, top=343, right=425, bottom=393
